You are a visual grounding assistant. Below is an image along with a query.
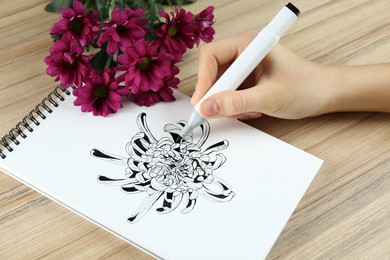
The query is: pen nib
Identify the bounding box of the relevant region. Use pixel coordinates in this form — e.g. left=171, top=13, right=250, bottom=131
left=180, top=125, right=191, bottom=138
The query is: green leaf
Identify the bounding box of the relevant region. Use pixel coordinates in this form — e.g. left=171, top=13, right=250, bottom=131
left=91, top=47, right=110, bottom=73
left=182, top=0, right=197, bottom=3
left=161, top=0, right=196, bottom=5
left=95, top=0, right=110, bottom=20
left=45, top=0, right=73, bottom=13
left=145, top=1, right=164, bottom=33
left=125, top=0, right=144, bottom=9
left=108, top=0, right=117, bottom=17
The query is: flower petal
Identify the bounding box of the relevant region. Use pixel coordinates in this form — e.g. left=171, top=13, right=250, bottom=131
left=181, top=192, right=197, bottom=214
left=156, top=192, right=183, bottom=214
left=127, top=192, right=164, bottom=223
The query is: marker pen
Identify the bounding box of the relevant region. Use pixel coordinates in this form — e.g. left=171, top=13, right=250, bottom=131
left=181, top=2, right=300, bottom=137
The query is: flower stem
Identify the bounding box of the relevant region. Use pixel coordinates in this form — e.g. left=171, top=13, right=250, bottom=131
left=166, top=0, right=173, bottom=10
left=84, top=0, right=91, bottom=9
left=108, top=0, right=116, bottom=19
left=113, top=51, right=119, bottom=62
left=104, top=56, right=112, bottom=70
left=149, top=0, right=163, bottom=22
left=174, top=0, right=182, bottom=9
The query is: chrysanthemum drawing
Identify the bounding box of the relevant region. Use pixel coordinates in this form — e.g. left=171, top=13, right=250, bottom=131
left=91, top=112, right=235, bottom=223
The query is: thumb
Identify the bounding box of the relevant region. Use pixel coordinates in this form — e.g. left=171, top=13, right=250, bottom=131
left=199, top=87, right=268, bottom=118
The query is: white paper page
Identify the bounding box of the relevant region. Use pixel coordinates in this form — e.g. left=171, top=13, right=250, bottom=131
left=0, top=90, right=323, bottom=260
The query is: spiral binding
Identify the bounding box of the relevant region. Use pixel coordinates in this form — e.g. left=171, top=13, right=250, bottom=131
left=0, top=85, right=71, bottom=159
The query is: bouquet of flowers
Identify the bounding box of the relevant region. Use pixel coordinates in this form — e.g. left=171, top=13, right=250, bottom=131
left=44, top=0, right=215, bottom=116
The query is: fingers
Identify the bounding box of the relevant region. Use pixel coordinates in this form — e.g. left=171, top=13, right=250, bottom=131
left=199, top=86, right=270, bottom=118
left=192, top=30, right=259, bottom=106
left=235, top=112, right=263, bottom=120
left=191, top=37, right=241, bottom=106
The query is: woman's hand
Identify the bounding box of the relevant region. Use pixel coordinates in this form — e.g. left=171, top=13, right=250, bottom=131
left=192, top=30, right=390, bottom=120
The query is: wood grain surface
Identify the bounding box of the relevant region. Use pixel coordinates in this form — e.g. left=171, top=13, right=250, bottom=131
left=1, top=0, right=389, bottom=259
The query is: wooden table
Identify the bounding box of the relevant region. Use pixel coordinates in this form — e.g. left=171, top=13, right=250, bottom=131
left=1, top=0, right=389, bottom=258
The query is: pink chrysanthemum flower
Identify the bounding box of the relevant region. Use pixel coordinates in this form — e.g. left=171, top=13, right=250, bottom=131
left=73, top=69, right=129, bottom=116
left=96, top=7, right=148, bottom=56
left=194, top=6, right=215, bottom=46
left=50, top=0, right=98, bottom=46
left=134, top=65, right=180, bottom=106
left=133, top=86, right=175, bottom=107
left=117, top=40, right=172, bottom=95
left=156, top=6, right=197, bottom=61
left=44, top=39, right=90, bottom=88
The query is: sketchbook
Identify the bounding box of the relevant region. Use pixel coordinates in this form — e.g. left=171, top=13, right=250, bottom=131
left=0, top=86, right=322, bottom=259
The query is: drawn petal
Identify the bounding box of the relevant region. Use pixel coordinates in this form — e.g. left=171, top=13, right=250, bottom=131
left=187, top=178, right=203, bottom=190
left=128, top=192, right=163, bottom=223
left=198, top=187, right=235, bottom=202
left=203, top=140, right=229, bottom=154
left=126, top=160, right=140, bottom=174
left=136, top=113, right=157, bottom=143
left=163, top=123, right=183, bottom=143
left=98, top=175, right=137, bottom=185
left=135, top=169, right=147, bottom=182
left=210, top=154, right=227, bottom=169
left=125, top=135, right=144, bottom=160
left=121, top=185, right=142, bottom=193
left=129, top=133, right=148, bottom=156
left=91, top=148, right=128, bottom=165
left=163, top=123, right=180, bottom=133
left=196, top=121, right=210, bottom=147
left=122, top=180, right=151, bottom=193
left=134, top=181, right=152, bottom=191
left=156, top=137, right=173, bottom=148
left=199, top=176, right=235, bottom=202
left=156, top=192, right=183, bottom=214
left=177, top=121, right=186, bottom=128
left=151, top=177, right=168, bottom=191
left=181, top=191, right=197, bottom=214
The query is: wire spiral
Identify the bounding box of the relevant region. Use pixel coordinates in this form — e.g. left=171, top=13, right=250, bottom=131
left=0, top=86, right=71, bottom=159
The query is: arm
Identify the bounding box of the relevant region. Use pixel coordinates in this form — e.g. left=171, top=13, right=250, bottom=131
left=327, top=64, right=390, bottom=113
left=192, top=30, right=390, bottom=120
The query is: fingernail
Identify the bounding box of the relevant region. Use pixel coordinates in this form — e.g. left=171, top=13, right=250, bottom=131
left=202, top=99, right=219, bottom=116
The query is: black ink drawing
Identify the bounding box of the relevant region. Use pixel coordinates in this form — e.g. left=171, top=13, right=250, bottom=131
left=91, top=113, right=235, bottom=223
